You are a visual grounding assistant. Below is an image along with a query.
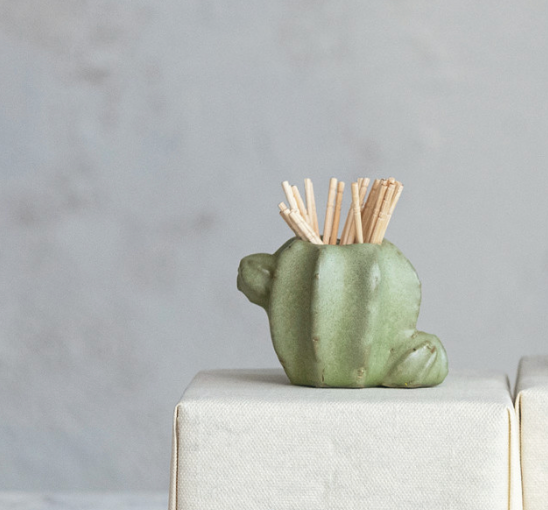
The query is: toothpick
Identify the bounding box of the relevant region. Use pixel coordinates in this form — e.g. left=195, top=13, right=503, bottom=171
left=340, top=178, right=362, bottom=245
left=383, top=181, right=403, bottom=236
left=364, top=179, right=388, bottom=243
left=389, top=181, right=403, bottom=216
left=359, top=178, right=371, bottom=211
left=322, top=177, right=338, bottom=245
left=363, top=179, right=388, bottom=243
left=282, top=181, right=298, bottom=211
left=361, top=179, right=380, bottom=242
left=330, top=181, right=345, bottom=245
left=371, top=181, right=396, bottom=244
left=279, top=202, right=323, bottom=245
left=351, top=182, right=364, bottom=244
left=344, top=177, right=370, bottom=245
left=279, top=211, right=299, bottom=237
left=292, top=185, right=311, bottom=226
left=290, top=209, right=323, bottom=244
left=279, top=202, right=303, bottom=238
left=304, top=178, right=320, bottom=236
left=280, top=175, right=401, bottom=246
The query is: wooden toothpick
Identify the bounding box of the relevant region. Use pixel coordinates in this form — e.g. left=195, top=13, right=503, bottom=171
left=291, top=209, right=323, bottom=244
left=282, top=181, right=299, bottom=211
left=340, top=178, right=362, bottom=245
left=279, top=175, right=401, bottom=246
left=344, top=177, right=370, bottom=245
left=292, top=185, right=311, bottom=226
left=361, top=179, right=380, bottom=241
left=330, top=181, right=345, bottom=245
left=304, top=178, right=320, bottom=236
left=322, top=177, right=338, bottom=245
left=351, top=182, right=364, bottom=244
left=383, top=181, right=403, bottom=238
left=371, top=181, right=395, bottom=244
left=364, top=179, right=387, bottom=243
left=278, top=202, right=303, bottom=238
left=359, top=178, right=371, bottom=212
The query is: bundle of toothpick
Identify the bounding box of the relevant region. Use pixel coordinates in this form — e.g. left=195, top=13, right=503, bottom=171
left=278, top=177, right=403, bottom=245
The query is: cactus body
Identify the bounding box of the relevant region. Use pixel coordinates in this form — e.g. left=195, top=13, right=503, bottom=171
left=237, top=238, right=448, bottom=388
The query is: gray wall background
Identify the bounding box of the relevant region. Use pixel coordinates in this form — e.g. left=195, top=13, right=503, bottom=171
left=1, top=0, right=548, bottom=491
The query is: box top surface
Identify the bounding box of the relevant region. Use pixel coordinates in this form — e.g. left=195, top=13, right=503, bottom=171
left=178, top=368, right=512, bottom=409
left=516, top=355, right=548, bottom=395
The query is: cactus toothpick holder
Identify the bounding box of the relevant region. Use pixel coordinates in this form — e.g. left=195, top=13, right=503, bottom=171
left=237, top=177, right=448, bottom=388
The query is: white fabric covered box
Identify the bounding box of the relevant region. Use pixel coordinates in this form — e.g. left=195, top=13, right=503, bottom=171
left=515, top=356, right=548, bottom=510
left=169, top=369, right=521, bottom=510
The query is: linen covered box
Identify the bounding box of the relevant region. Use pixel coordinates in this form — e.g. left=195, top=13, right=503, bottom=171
left=515, top=355, right=548, bottom=510
left=169, top=369, right=521, bottom=510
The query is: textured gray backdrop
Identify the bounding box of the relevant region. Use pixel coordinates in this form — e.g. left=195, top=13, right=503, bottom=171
left=1, top=0, right=547, bottom=491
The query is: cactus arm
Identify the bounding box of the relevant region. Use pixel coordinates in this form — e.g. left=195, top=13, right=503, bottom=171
left=237, top=253, right=276, bottom=310
left=382, top=331, right=448, bottom=388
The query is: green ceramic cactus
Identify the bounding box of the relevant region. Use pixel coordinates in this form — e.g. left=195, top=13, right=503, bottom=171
left=237, top=237, right=448, bottom=388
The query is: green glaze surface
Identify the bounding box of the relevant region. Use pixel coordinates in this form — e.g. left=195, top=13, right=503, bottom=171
left=237, top=238, right=448, bottom=388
